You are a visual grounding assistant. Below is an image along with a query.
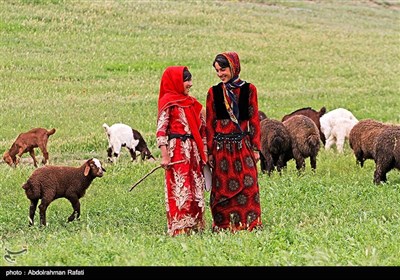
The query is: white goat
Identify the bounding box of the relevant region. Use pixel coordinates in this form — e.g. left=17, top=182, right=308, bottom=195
left=103, top=123, right=139, bottom=163
left=320, top=108, right=358, bottom=153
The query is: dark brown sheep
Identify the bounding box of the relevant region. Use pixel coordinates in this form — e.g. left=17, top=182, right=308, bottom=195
left=349, top=119, right=388, bottom=167
left=282, top=106, right=326, bottom=145
left=22, top=158, right=106, bottom=226
left=3, top=127, right=56, bottom=167
left=373, top=126, right=400, bottom=185
left=260, top=117, right=291, bottom=176
left=282, top=115, right=321, bottom=172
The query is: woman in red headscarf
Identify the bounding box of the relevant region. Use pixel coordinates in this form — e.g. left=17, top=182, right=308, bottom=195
left=206, top=52, right=263, bottom=233
left=157, top=66, right=207, bottom=237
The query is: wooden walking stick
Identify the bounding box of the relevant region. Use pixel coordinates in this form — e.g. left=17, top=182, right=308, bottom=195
left=129, top=160, right=185, bottom=192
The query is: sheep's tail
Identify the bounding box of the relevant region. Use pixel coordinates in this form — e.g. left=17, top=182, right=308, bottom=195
left=22, top=180, right=37, bottom=200
left=307, top=135, right=320, bottom=152
left=47, top=128, right=56, bottom=136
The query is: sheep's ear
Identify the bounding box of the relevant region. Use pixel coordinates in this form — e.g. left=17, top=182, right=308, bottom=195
left=84, top=163, right=90, bottom=176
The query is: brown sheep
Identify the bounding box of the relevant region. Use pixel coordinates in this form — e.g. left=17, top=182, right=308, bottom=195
left=22, top=158, right=106, bottom=226
left=349, top=119, right=388, bottom=167
left=283, top=115, right=321, bottom=172
left=260, top=117, right=291, bottom=176
left=373, top=126, right=400, bottom=185
left=3, top=127, right=56, bottom=168
left=282, top=106, right=326, bottom=145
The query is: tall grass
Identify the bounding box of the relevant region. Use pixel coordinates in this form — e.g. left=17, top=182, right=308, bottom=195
left=1, top=0, right=399, bottom=267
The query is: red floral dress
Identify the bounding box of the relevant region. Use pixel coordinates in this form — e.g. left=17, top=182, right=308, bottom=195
left=157, top=106, right=207, bottom=236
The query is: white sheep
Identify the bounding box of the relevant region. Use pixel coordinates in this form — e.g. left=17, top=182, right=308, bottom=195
left=320, top=108, right=358, bottom=153
left=324, top=118, right=359, bottom=153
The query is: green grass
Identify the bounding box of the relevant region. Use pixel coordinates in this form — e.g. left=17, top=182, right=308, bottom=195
left=1, top=0, right=399, bottom=267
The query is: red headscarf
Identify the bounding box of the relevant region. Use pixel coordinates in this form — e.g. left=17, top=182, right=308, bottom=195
left=158, top=66, right=206, bottom=163
left=221, top=51, right=241, bottom=78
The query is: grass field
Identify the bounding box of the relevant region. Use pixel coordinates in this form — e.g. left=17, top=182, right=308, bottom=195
left=1, top=0, right=400, bottom=267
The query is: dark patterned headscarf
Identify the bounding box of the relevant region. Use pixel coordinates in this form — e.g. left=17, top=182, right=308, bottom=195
left=215, top=52, right=245, bottom=127
left=221, top=51, right=241, bottom=79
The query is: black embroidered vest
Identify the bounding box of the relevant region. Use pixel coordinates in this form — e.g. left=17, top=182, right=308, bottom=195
left=212, top=82, right=250, bottom=120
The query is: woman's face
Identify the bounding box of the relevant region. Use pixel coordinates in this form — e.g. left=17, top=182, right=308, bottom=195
left=183, top=79, right=192, bottom=95
left=214, top=62, right=232, bottom=83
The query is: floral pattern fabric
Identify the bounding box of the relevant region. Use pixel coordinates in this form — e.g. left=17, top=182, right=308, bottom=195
left=157, top=106, right=207, bottom=236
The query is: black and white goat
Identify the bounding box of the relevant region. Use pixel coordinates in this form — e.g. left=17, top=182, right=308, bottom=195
left=102, top=123, right=155, bottom=163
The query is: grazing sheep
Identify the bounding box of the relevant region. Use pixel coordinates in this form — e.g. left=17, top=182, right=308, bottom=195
left=259, top=117, right=291, bottom=176
left=282, top=106, right=326, bottom=145
left=373, top=126, right=400, bottom=184
left=283, top=115, right=321, bottom=172
left=324, top=118, right=359, bottom=153
left=258, top=110, right=267, bottom=121
left=22, top=158, right=106, bottom=226
left=320, top=108, right=358, bottom=153
left=320, top=108, right=358, bottom=140
left=3, top=127, right=56, bottom=168
left=349, top=119, right=388, bottom=167
left=103, top=123, right=154, bottom=163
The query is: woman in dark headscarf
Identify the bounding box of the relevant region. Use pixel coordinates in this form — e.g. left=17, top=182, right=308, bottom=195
left=206, top=52, right=263, bottom=232
left=157, top=66, right=207, bottom=236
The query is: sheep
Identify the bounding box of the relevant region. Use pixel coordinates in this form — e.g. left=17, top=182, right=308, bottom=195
left=349, top=119, right=389, bottom=167
left=282, top=115, right=321, bottom=172
left=324, top=118, right=359, bottom=153
left=3, top=127, right=56, bottom=168
left=22, top=158, right=106, bottom=226
left=282, top=106, right=326, bottom=145
left=103, top=123, right=155, bottom=163
left=259, top=117, right=291, bottom=176
left=320, top=108, right=358, bottom=153
left=373, top=126, right=400, bottom=185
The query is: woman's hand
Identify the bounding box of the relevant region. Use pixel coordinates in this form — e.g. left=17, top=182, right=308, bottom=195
left=160, top=145, right=171, bottom=169
left=253, top=150, right=260, bottom=163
